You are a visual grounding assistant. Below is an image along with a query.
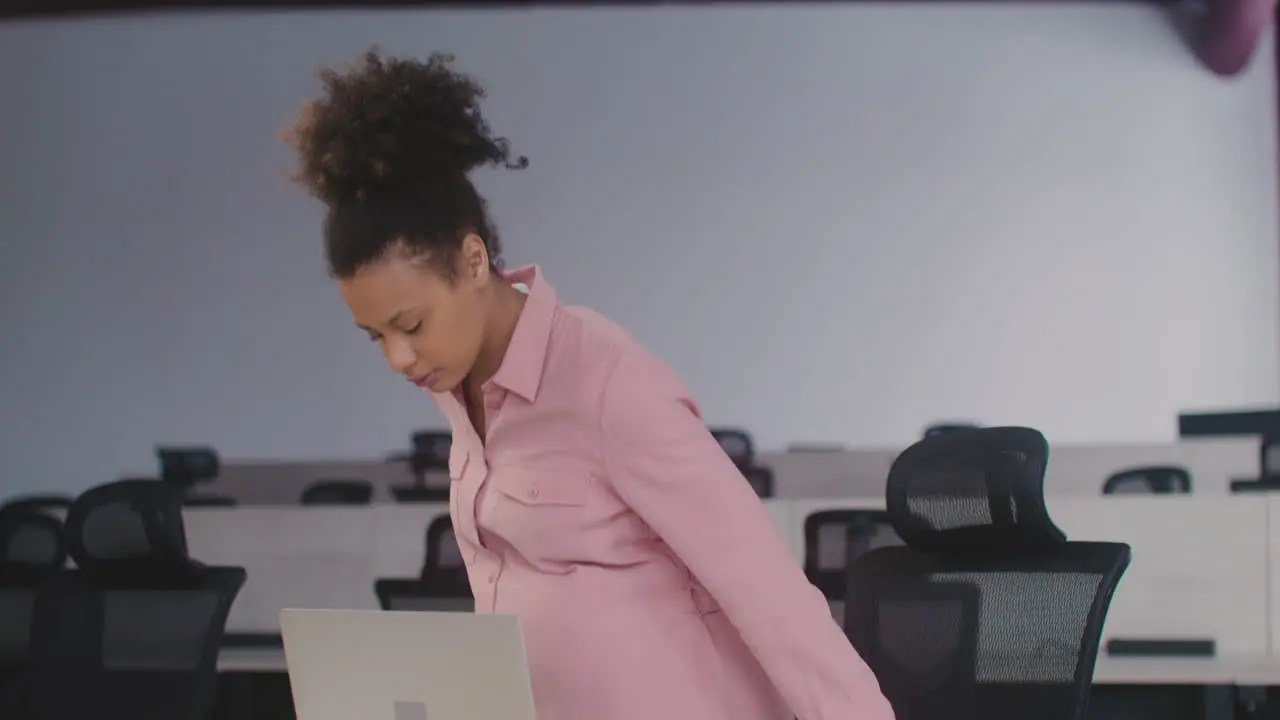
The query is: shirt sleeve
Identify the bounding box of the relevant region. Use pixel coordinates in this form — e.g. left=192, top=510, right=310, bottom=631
left=597, top=349, right=894, bottom=720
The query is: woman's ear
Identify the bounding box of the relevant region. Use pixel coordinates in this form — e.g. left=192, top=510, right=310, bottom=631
left=457, top=233, right=491, bottom=284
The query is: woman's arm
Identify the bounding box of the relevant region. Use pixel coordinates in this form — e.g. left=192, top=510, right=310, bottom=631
left=597, top=350, right=894, bottom=720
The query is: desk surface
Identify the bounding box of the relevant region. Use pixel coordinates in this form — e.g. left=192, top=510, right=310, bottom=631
left=217, top=646, right=1280, bottom=687
left=1092, top=655, right=1280, bottom=685
left=187, top=498, right=1275, bottom=656
left=219, top=647, right=287, bottom=674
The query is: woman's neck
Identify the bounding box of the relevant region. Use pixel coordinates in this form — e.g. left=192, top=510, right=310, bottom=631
left=466, top=280, right=528, bottom=394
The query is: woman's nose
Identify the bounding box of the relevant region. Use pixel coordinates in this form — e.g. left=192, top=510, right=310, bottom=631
left=385, top=337, right=417, bottom=375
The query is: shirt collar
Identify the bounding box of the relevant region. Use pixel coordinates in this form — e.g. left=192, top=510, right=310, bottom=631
left=483, top=264, right=556, bottom=403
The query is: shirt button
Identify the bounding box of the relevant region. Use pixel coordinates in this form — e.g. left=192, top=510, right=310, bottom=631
left=528, top=486, right=540, bottom=500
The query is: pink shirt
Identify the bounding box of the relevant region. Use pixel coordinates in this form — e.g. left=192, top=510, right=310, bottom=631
left=431, top=265, right=892, bottom=720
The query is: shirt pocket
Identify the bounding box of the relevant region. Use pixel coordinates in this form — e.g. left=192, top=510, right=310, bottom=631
left=484, top=472, right=591, bottom=572
left=494, top=474, right=586, bottom=507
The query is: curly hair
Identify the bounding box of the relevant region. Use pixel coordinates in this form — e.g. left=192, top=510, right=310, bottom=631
left=284, top=49, right=528, bottom=279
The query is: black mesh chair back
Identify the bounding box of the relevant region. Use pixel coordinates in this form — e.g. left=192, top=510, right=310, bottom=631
left=25, top=479, right=246, bottom=720
left=923, top=422, right=981, bottom=438
left=393, top=431, right=452, bottom=503
left=0, top=511, right=66, bottom=572
left=156, top=447, right=220, bottom=491
left=374, top=516, right=473, bottom=612
left=0, top=495, right=74, bottom=521
left=803, top=509, right=898, bottom=621
left=845, top=427, right=1131, bottom=720
left=709, top=428, right=774, bottom=497
left=1102, top=466, right=1191, bottom=495
left=424, top=515, right=468, bottom=588
left=300, top=479, right=374, bottom=506
left=709, top=428, right=755, bottom=469
left=157, top=447, right=235, bottom=507
left=743, top=466, right=776, bottom=499
left=411, top=431, right=452, bottom=473
left=0, top=509, right=66, bottom=716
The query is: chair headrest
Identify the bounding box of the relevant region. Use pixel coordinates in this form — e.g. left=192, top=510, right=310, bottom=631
left=156, top=446, right=220, bottom=488
left=65, top=479, right=192, bottom=575
left=301, top=479, right=374, bottom=505
left=886, top=426, right=1065, bottom=557
left=923, top=421, right=982, bottom=438
left=0, top=508, right=67, bottom=570
left=1104, top=465, right=1191, bottom=494
left=1, top=494, right=74, bottom=517
left=710, top=428, right=755, bottom=468
left=411, top=431, right=452, bottom=472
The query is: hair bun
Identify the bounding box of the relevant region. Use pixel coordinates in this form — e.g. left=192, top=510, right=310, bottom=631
left=285, top=49, right=526, bottom=207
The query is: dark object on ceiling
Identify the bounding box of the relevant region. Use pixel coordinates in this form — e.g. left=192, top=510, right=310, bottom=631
left=0, top=0, right=1273, bottom=77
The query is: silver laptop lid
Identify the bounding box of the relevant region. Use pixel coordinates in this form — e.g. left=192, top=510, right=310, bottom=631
left=280, top=609, right=535, bottom=720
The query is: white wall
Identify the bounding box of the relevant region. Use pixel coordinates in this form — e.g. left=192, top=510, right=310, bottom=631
left=0, top=5, right=1276, bottom=495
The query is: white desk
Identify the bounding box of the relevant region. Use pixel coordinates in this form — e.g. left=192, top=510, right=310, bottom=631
left=1090, top=656, right=1280, bottom=686
left=1267, top=497, right=1280, bottom=654
left=1053, top=497, right=1269, bottom=658
left=187, top=501, right=784, bottom=634
left=186, top=504, right=450, bottom=632
left=216, top=645, right=1280, bottom=687
left=188, top=496, right=1274, bottom=659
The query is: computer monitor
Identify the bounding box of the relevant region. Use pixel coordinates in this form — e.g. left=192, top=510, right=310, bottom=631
left=1177, top=407, right=1280, bottom=438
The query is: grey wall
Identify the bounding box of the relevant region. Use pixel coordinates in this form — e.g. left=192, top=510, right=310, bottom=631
left=0, top=4, right=1277, bottom=495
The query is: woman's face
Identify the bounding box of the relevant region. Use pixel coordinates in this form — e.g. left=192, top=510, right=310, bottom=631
left=338, top=237, right=493, bottom=394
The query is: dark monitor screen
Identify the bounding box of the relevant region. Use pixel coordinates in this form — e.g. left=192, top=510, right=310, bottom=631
left=1177, top=408, right=1280, bottom=439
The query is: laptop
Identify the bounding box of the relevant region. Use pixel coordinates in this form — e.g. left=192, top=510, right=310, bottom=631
left=280, top=609, right=536, bottom=720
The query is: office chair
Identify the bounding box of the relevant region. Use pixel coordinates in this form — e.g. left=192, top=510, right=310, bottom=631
left=802, top=509, right=897, bottom=624
left=1102, top=466, right=1191, bottom=495
left=0, top=509, right=66, bottom=718
left=844, top=426, right=1131, bottom=720
left=0, top=509, right=65, bottom=570
left=709, top=427, right=776, bottom=498
left=923, top=422, right=981, bottom=438
left=805, top=510, right=891, bottom=596
left=0, top=495, right=74, bottom=521
left=374, top=515, right=473, bottom=612
left=300, top=479, right=374, bottom=506
left=710, top=428, right=755, bottom=466
left=156, top=446, right=237, bottom=507
left=743, top=466, right=775, bottom=498
left=392, top=431, right=453, bottom=503
left=25, top=479, right=246, bottom=720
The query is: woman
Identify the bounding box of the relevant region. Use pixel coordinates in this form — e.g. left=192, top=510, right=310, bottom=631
left=284, top=49, right=892, bottom=720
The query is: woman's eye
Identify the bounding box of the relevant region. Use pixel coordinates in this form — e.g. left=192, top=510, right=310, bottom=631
left=404, top=322, right=423, bottom=335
